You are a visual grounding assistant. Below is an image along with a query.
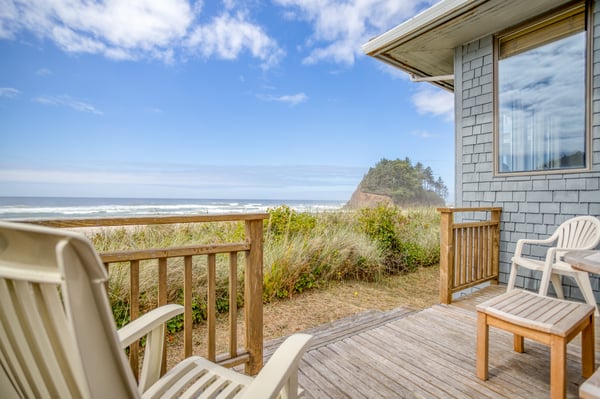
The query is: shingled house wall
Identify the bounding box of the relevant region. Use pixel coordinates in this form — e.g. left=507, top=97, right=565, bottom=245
left=453, top=2, right=600, bottom=301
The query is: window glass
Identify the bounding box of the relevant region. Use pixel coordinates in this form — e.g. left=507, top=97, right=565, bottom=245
left=497, top=23, right=586, bottom=173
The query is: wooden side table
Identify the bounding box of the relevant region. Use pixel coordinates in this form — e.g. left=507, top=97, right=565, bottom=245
left=565, top=250, right=600, bottom=274
left=476, top=289, right=595, bottom=399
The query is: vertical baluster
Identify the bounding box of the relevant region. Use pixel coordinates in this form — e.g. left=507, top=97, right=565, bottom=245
left=467, top=226, right=471, bottom=283
left=129, top=260, right=140, bottom=379
left=485, top=224, right=491, bottom=278
left=470, top=226, right=475, bottom=283
left=480, top=225, right=486, bottom=279
left=184, top=255, right=193, bottom=359
left=158, top=258, right=167, bottom=375
left=463, top=227, right=468, bottom=285
left=104, top=263, right=110, bottom=293
left=491, top=208, right=501, bottom=284
left=454, top=227, right=459, bottom=287
left=475, top=225, right=481, bottom=282
left=468, top=226, right=473, bottom=284
left=229, top=252, right=238, bottom=359
left=455, top=227, right=461, bottom=288
left=473, top=226, right=478, bottom=282
left=462, top=227, right=473, bottom=284
left=207, top=253, right=216, bottom=362
left=461, top=227, right=467, bottom=285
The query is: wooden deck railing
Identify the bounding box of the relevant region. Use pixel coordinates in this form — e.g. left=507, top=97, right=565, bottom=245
left=28, top=214, right=269, bottom=377
left=437, top=207, right=501, bottom=304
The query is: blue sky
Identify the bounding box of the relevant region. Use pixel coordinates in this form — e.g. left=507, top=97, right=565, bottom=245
left=0, top=0, right=454, bottom=201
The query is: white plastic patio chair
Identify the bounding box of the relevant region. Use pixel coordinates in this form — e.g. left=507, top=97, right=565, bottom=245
left=0, top=221, right=312, bottom=399
left=507, top=215, right=600, bottom=313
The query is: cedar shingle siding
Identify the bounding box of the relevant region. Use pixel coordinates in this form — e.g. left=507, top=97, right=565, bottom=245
left=454, top=0, right=600, bottom=301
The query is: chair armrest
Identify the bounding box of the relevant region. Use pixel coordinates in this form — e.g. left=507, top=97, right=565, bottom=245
left=514, top=236, right=557, bottom=258
left=241, top=333, right=313, bottom=399
left=538, top=247, right=560, bottom=296
left=117, top=304, right=184, bottom=348
left=118, top=304, right=184, bottom=392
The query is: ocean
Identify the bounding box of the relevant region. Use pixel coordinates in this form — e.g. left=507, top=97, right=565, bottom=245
left=0, top=197, right=346, bottom=220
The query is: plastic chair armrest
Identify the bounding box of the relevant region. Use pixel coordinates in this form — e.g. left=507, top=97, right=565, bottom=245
left=241, top=333, right=312, bottom=399
left=117, top=304, right=184, bottom=348
left=514, top=236, right=557, bottom=258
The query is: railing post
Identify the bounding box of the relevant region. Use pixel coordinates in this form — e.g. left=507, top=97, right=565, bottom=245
left=491, top=208, right=501, bottom=285
left=244, top=219, right=264, bottom=375
left=438, top=208, right=454, bottom=304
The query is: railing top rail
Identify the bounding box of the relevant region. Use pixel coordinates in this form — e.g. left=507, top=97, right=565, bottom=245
left=101, top=242, right=251, bottom=263
left=452, top=220, right=500, bottom=229
left=16, top=213, right=270, bottom=228
left=437, top=207, right=502, bottom=213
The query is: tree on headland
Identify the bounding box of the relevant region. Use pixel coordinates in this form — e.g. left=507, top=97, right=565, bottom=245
left=359, top=158, right=447, bottom=207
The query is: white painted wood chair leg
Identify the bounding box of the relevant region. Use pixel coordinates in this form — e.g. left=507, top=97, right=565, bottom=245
left=575, top=272, right=600, bottom=316
left=506, top=262, right=518, bottom=291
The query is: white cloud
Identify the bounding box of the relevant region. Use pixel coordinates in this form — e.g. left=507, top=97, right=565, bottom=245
left=412, top=86, right=454, bottom=121
left=35, top=68, right=52, bottom=76
left=273, top=0, right=436, bottom=65
left=0, top=0, right=284, bottom=67
left=0, top=163, right=363, bottom=200
left=258, top=92, right=308, bottom=106
left=0, top=87, right=20, bottom=98
left=2, top=0, right=193, bottom=61
left=0, top=0, right=432, bottom=68
left=222, top=0, right=236, bottom=11
left=34, top=94, right=103, bottom=115
left=0, top=0, right=19, bottom=39
left=411, top=130, right=436, bottom=139
left=186, top=11, right=284, bottom=69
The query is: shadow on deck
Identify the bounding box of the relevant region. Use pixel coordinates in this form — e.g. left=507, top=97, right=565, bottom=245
left=265, top=285, right=598, bottom=398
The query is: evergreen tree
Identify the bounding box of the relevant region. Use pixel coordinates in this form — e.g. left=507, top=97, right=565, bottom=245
left=359, top=158, right=447, bottom=207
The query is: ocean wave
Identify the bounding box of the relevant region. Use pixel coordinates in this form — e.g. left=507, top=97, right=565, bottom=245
left=0, top=197, right=345, bottom=220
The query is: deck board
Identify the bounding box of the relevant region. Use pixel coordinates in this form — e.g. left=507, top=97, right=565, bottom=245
left=265, top=285, right=599, bottom=398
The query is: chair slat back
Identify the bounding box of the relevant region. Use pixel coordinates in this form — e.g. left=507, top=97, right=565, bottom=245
left=0, top=278, right=86, bottom=398
left=556, top=216, right=600, bottom=254
left=0, top=222, right=140, bottom=399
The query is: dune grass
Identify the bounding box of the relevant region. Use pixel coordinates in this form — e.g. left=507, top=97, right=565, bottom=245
left=86, top=205, right=441, bottom=329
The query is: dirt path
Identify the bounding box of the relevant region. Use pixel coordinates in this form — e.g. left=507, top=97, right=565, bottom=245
left=166, top=266, right=440, bottom=367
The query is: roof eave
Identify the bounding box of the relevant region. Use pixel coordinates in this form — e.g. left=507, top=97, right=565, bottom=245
left=362, top=0, right=484, bottom=57
left=373, top=54, right=455, bottom=92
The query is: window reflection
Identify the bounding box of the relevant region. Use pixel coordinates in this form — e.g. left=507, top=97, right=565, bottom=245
left=498, top=32, right=586, bottom=173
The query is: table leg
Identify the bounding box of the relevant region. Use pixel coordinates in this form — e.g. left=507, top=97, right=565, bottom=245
left=550, top=335, right=567, bottom=399
left=582, top=314, right=595, bottom=378
left=477, top=312, right=489, bottom=381
left=514, top=334, right=524, bottom=353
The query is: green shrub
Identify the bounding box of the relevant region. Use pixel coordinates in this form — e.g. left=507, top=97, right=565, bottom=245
left=266, top=205, right=317, bottom=241
left=357, top=205, right=440, bottom=273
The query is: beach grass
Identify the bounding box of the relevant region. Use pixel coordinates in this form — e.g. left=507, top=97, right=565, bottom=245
left=86, top=205, right=440, bottom=329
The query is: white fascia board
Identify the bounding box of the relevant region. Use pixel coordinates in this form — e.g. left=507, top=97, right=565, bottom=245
left=362, top=0, right=479, bottom=55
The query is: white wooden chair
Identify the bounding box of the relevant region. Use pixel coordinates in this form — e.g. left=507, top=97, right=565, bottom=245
left=0, top=221, right=312, bottom=399
left=507, top=215, right=600, bottom=313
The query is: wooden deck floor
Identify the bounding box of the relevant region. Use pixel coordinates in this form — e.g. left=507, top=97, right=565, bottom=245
left=264, top=285, right=600, bottom=398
